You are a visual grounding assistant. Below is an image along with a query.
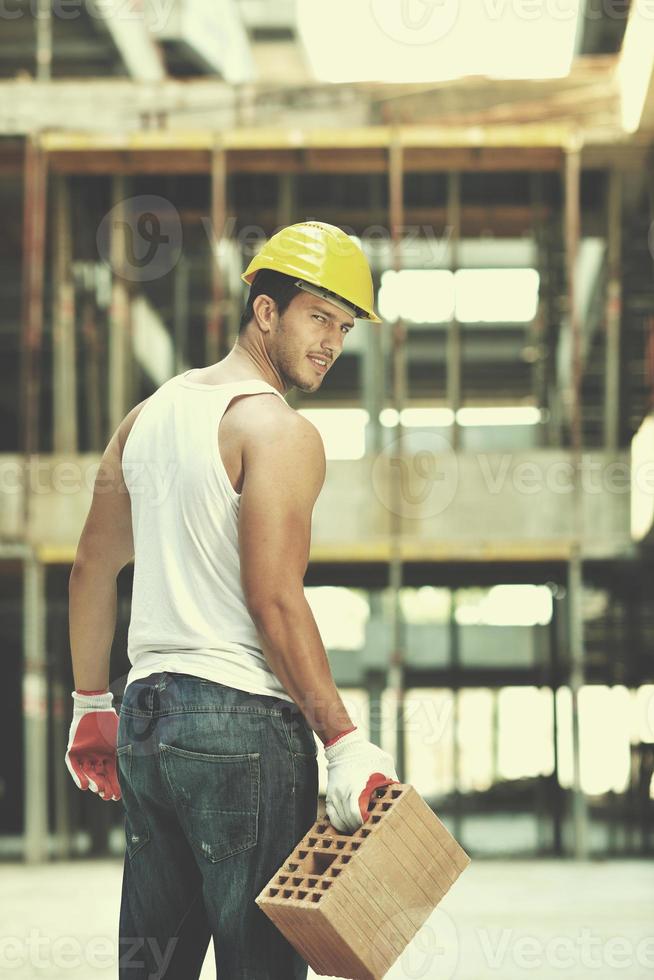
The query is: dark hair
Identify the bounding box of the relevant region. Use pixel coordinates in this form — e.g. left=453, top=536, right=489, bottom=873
left=239, top=269, right=304, bottom=334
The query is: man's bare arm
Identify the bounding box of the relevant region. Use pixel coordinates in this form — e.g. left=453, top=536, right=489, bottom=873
left=68, top=402, right=144, bottom=691
left=238, top=405, right=354, bottom=744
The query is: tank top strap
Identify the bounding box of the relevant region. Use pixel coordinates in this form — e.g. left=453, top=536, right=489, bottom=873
left=177, top=372, right=287, bottom=405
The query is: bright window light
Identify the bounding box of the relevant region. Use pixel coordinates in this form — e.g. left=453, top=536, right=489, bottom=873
left=557, top=685, right=640, bottom=795
left=457, top=406, right=541, bottom=426
left=378, top=269, right=454, bottom=323
left=297, top=0, right=581, bottom=83
left=380, top=408, right=400, bottom=428
left=378, top=268, right=540, bottom=324
left=498, top=687, right=554, bottom=781
left=400, top=586, right=452, bottom=625
left=631, top=415, right=654, bottom=541
left=298, top=408, right=369, bottom=460
left=456, top=585, right=553, bottom=626
left=455, top=268, right=540, bottom=322
left=635, top=685, right=654, bottom=745
left=304, top=586, right=369, bottom=649
left=617, top=5, right=654, bottom=133
left=457, top=689, right=495, bottom=793
left=391, top=688, right=455, bottom=795
left=401, top=407, right=456, bottom=427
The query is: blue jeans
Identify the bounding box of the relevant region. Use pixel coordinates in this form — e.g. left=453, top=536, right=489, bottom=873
left=116, top=671, right=318, bottom=980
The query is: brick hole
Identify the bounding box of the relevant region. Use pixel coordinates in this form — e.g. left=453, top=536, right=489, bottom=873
left=308, top=837, right=317, bottom=847
left=278, top=875, right=289, bottom=884
left=381, top=802, right=392, bottom=811
left=340, top=855, right=351, bottom=864
left=320, top=839, right=333, bottom=848
left=297, top=890, right=308, bottom=899
left=286, top=862, right=299, bottom=871
left=391, top=789, right=402, bottom=798
left=316, top=823, right=328, bottom=832
left=321, top=880, right=332, bottom=890
left=292, top=876, right=304, bottom=886
left=268, top=888, right=279, bottom=897
left=359, top=829, right=371, bottom=837
left=371, top=815, right=382, bottom=823
left=350, top=842, right=361, bottom=851
left=282, top=889, right=294, bottom=899
left=311, top=893, right=322, bottom=902
left=335, top=840, right=346, bottom=849
left=308, top=878, right=317, bottom=887
left=302, top=849, right=338, bottom=875
left=330, top=867, right=341, bottom=877
left=298, top=850, right=308, bottom=859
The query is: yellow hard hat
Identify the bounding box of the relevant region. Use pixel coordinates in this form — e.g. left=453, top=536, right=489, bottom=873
left=241, top=221, right=382, bottom=323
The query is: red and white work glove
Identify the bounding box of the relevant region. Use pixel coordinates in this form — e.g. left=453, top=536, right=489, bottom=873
left=324, top=726, right=399, bottom=833
left=65, top=689, right=122, bottom=802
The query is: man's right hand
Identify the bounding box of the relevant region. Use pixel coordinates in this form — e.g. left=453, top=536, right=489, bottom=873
left=324, top=727, right=399, bottom=833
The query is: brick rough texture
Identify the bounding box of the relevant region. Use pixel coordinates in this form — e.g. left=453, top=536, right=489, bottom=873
left=255, top=783, right=471, bottom=979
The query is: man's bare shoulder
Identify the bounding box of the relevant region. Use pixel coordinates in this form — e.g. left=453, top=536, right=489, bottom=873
left=231, top=394, right=325, bottom=482
left=230, top=392, right=322, bottom=445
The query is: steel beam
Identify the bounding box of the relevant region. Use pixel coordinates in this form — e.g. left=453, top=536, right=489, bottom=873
left=604, top=169, right=622, bottom=450
left=52, top=175, right=78, bottom=453
left=20, top=134, right=47, bottom=507
left=564, top=137, right=589, bottom=859
left=206, top=142, right=226, bottom=364
left=108, top=177, right=131, bottom=436
left=446, top=171, right=462, bottom=451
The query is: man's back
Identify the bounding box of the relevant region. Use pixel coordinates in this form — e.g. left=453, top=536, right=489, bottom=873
left=120, top=370, right=310, bottom=702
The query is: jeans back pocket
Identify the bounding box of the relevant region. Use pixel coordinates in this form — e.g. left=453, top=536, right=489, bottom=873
left=160, top=744, right=260, bottom=864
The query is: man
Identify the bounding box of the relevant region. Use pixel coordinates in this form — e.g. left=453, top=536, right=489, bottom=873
left=65, top=221, right=398, bottom=979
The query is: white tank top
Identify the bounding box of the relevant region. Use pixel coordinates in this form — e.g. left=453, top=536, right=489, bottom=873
left=121, top=370, right=294, bottom=702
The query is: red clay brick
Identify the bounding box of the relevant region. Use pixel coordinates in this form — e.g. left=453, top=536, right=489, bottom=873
left=256, top=783, right=470, bottom=979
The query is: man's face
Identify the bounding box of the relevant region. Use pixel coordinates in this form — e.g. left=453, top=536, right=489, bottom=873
left=273, top=290, right=355, bottom=393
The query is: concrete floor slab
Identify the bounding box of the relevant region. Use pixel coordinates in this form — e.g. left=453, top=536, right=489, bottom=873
left=0, top=859, right=652, bottom=979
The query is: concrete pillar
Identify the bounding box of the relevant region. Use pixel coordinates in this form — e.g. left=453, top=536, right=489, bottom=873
left=449, top=588, right=462, bottom=843
left=568, top=549, right=589, bottom=859
left=22, top=553, right=49, bottom=863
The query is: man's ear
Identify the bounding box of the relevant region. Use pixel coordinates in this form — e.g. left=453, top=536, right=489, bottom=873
left=252, top=293, right=277, bottom=333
